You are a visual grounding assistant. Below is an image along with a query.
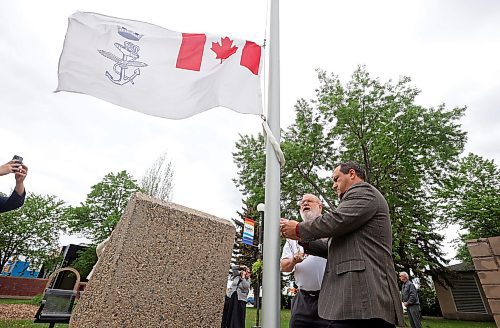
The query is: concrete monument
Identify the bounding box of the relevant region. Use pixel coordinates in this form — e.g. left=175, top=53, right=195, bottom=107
left=70, top=193, right=236, bottom=327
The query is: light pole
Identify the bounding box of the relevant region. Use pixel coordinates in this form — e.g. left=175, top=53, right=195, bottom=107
left=252, top=203, right=265, bottom=328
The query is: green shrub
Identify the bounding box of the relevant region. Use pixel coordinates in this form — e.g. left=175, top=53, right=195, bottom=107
left=419, top=283, right=441, bottom=316
left=31, top=294, right=43, bottom=305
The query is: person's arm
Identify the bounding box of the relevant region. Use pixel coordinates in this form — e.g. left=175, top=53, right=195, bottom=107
left=226, top=277, right=239, bottom=296
left=280, top=239, right=306, bottom=272
left=0, top=196, right=7, bottom=211
left=301, top=239, right=328, bottom=258
left=280, top=254, right=303, bottom=272
left=240, top=278, right=251, bottom=290
left=0, top=163, right=28, bottom=213
left=0, top=190, right=25, bottom=213
left=238, top=278, right=251, bottom=301
left=298, top=183, right=377, bottom=241
left=0, top=161, right=27, bottom=212
left=0, top=161, right=21, bottom=177
left=229, top=264, right=241, bottom=277
left=14, top=164, right=28, bottom=196
left=0, top=161, right=27, bottom=196
left=280, top=240, right=295, bottom=272
left=406, top=282, right=418, bottom=306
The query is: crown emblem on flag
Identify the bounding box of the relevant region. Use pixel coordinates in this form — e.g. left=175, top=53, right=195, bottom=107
left=118, top=26, right=143, bottom=41
left=98, top=22, right=148, bottom=87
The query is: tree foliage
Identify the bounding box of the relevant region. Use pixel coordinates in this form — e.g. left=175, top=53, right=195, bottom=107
left=140, top=152, right=175, bottom=202
left=229, top=200, right=261, bottom=272
left=71, top=246, right=97, bottom=279
left=436, top=153, right=500, bottom=262
left=419, top=280, right=442, bottom=316
left=65, top=170, right=141, bottom=243
left=0, top=193, right=66, bottom=272
left=233, top=66, right=467, bottom=284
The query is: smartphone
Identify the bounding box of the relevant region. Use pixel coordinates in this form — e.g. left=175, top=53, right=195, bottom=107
left=12, top=155, right=23, bottom=164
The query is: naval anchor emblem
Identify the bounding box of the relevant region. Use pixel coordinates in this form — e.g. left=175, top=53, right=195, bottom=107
left=98, top=26, right=148, bottom=85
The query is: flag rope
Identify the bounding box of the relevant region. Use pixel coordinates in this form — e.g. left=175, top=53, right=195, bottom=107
left=261, top=115, right=285, bottom=167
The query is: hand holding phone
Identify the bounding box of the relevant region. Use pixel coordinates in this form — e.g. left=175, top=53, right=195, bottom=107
left=11, top=155, right=24, bottom=174
left=12, top=155, right=23, bottom=164
left=0, top=156, right=25, bottom=176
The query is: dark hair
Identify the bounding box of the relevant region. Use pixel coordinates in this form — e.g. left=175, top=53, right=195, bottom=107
left=338, top=161, right=366, bottom=181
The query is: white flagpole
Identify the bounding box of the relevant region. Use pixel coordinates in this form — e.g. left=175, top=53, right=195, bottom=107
left=262, top=0, right=281, bottom=326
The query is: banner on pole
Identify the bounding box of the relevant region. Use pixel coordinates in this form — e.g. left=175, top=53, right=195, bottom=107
left=242, top=217, right=255, bottom=246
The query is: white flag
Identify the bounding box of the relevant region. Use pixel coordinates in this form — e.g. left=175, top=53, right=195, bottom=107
left=57, top=12, right=263, bottom=119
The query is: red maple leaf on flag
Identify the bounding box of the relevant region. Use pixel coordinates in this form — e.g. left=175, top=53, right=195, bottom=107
left=211, top=37, right=238, bottom=63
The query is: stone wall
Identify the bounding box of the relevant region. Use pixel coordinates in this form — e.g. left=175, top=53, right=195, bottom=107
left=70, top=193, right=236, bottom=328
left=467, top=236, right=500, bottom=327
left=0, top=276, right=47, bottom=299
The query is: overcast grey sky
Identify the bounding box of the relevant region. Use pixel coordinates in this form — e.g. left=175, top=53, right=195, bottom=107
left=1, top=0, right=499, bottom=260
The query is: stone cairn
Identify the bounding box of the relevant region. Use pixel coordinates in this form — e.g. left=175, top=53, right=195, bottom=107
left=70, top=193, right=236, bottom=327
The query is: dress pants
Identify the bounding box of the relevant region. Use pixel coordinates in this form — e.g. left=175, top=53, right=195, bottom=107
left=407, top=305, right=422, bottom=328
left=290, top=289, right=330, bottom=328
left=326, top=318, right=395, bottom=328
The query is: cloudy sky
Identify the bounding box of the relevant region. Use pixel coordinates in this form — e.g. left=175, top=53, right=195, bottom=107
left=1, top=0, right=499, bottom=260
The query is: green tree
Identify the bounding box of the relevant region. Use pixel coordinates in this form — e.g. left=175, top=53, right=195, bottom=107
left=65, top=171, right=141, bottom=276
left=66, top=170, right=141, bottom=243
left=436, top=153, right=500, bottom=262
left=0, top=193, right=66, bottom=272
left=233, top=66, right=467, bottom=284
left=418, top=280, right=442, bottom=316
left=229, top=199, right=260, bottom=273
left=233, top=134, right=267, bottom=213
left=71, top=246, right=97, bottom=279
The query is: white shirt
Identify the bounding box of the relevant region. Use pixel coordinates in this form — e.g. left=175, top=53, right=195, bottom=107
left=281, top=239, right=327, bottom=291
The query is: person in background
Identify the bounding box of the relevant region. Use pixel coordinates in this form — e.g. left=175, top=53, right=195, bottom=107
left=281, top=193, right=329, bottom=328
left=400, top=271, right=422, bottom=328
left=221, top=266, right=251, bottom=328
left=0, top=158, right=28, bottom=213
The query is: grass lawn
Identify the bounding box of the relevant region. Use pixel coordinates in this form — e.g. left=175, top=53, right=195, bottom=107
left=403, top=317, right=495, bottom=328
left=0, top=299, right=35, bottom=305
left=245, top=307, right=291, bottom=328
left=0, top=301, right=495, bottom=328
left=0, top=298, right=68, bottom=327
left=244, top=308, right=496, bottom=328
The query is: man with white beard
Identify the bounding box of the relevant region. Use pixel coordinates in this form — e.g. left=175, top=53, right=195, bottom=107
left=280, top=194, right=329, bottom=328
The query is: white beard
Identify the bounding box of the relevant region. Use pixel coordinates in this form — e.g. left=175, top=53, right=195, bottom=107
left=300, top=209, right=321, bottom=222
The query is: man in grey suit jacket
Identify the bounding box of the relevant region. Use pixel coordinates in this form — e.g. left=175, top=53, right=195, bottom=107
left=400, top=271, right=422, bottom=328
left=281, top=161, right=404, bottom=328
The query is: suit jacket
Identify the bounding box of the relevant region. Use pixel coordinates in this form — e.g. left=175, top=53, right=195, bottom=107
left=401, top=280, right=420, bottom=306
left=0, top=190, right=25, bottom=213
left=299, top=182, right=404, bottom=326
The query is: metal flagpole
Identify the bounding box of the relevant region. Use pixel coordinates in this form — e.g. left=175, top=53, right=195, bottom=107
left=262, top=0, right=281, bottom=326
